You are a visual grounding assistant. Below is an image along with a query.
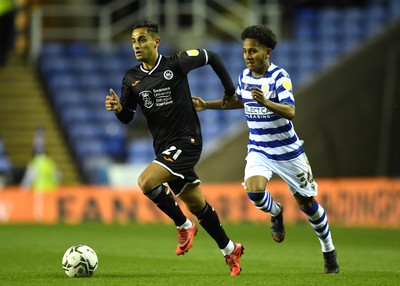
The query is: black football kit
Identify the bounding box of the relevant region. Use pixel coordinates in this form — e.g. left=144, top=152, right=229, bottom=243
left=115, top=49, right=234, bottom=194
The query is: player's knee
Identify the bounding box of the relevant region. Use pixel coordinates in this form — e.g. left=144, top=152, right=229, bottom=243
left=245, top=176, right=267, bottom=193
left=137, top=174, right=154, bottom=193
left=294, top=194, right=315, bottom=209
left=245, top=180, right=264, bottom=192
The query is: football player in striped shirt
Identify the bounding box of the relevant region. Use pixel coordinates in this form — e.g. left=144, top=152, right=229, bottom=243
left=105, top=20, right=243, bottom=276
left=193, top=25, right=339, bottom=274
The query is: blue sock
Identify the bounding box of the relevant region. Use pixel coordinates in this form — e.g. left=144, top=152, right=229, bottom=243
left=247, top=190, right=280, bottom=216
left=301, top=201, right=335, bottom=252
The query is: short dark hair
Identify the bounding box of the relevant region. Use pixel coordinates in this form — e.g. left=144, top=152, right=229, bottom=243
left=131, top=20, right=159, bottom=37
left=241, top=25, right=277, bottom=50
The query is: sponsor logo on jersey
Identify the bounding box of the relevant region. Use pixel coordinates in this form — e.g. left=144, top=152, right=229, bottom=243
left=164, top=70, right=173, bottom=80
left=131, top=80, right=141, bottom=87
left=163, top=156, right=174, bottom=162
left=244, top=102, right=273, bottom=118
left=139, top=90, right=154, bottom=108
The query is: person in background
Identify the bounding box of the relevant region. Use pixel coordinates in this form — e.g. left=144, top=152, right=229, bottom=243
left=21, top=127, right=60, bottom=192
left=104, top=20, right=244, bottom=276
left=32, top=126, right=46, bottom=156
left=193, top=25, right=339, bottom=274
left=21, top=151, right=60, bottom=192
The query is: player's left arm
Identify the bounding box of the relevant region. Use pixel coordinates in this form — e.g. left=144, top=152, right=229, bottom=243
left=179, top=49, right=235, bottom=105
left=206, top=50, right=236, bottom=101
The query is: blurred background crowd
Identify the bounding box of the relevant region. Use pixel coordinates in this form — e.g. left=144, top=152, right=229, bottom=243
left=0, top=0, right=399, bottom=189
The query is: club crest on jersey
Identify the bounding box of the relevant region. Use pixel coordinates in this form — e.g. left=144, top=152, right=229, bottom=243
left=139, top=90, right=154, bottom=108
left=164, top=70, right=173, bottom=80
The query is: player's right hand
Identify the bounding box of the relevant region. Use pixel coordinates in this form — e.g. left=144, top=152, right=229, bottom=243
left=105, top=89, right=121, bottom=113
left=192, top=96, right=207, bottom=112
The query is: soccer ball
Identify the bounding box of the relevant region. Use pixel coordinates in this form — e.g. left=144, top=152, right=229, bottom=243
left=62, top=244, right=98, bottom=277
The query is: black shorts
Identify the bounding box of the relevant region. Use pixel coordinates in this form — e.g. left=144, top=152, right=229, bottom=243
left=154, top=139, right=202, bottom=195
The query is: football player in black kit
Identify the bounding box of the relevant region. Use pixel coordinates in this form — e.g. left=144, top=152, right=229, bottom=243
left=104, top=20, right=243, bottom=276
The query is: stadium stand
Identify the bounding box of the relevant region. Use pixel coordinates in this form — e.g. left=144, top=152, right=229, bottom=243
left=36, top=0, right=400, bottom=184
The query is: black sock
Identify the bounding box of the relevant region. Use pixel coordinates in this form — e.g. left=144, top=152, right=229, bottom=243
left=194, top=202, right=230, bottom=249
left=145, top=185, right=187, bottom=226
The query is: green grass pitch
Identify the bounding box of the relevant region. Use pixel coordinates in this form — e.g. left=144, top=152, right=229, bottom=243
left=0, top=223, right=399, bottom=285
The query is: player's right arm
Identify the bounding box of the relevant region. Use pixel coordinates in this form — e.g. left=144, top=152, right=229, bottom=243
left=192, top=96, right=243, bottom=111
left=105, top=74, right=137, bottom=124
left=105, top=89, right=122, bottom=113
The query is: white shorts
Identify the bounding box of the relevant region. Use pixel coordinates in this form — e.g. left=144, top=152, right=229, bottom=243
left=244, top=151, right=318, bottom=197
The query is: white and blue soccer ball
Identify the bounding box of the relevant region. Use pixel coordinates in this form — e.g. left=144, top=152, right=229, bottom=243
left=62, top=244, right=98, bottom=277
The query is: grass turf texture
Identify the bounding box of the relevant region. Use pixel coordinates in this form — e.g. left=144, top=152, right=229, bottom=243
left=0, top=223, right=399, bottom=285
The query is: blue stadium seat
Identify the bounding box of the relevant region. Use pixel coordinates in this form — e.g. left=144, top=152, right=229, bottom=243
left=65, top=42, right=90, bottom=57
left=366, top=5, right=387, bottom=24
left=67, top=122, right=103, bottom=141
left=82, top=88, right=106, bottom=106
left=389, top=1, right=400, bottom=20
left=342, top=23, right=365, bottom=42
left=74, top=138, right=107, bottom=158
left=52, top=88, right=81, bottom=109
left=39, top=42, right=65, bottom=58
left=201, top=123, right=221, bottom=142
left=97, top=56, right=126, bottom=73
left=78, top=74, right=107, bottom=90
left=295, top=8, right=317, bottom=25
left=343, top=7, right=363, bottom=25
left=294, top=23, right=316, bottom=40
left=318, top=8, right=341, bottom=26
left=70, top=57, right=99, bottom=73
left=46, top=73, right=79, bottom=92
left=60, top=106, right=93, bottom=125
left=273, top=41, right=294, bottom=63
left=127, top=138, right=154, bottom=164
left=102, top=122, right=127, bottom=158
left=40, top=57, right=73, bottom=77
left=317, top=21, right=341, bottom=42
left=91, top=107, right=118, bottom=124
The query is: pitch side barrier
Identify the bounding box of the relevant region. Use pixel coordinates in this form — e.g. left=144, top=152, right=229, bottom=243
left=0, top=178, right=399, bottom=228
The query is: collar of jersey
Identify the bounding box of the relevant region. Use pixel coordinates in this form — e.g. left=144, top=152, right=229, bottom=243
left=140, top=55, right=163, bottom=75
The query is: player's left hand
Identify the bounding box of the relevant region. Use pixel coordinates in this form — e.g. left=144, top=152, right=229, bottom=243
left=222, top=93, right=235, bottom=108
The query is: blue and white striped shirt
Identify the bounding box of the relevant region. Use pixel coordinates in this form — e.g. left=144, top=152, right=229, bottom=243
left=236, top=63, right=304, bottom=161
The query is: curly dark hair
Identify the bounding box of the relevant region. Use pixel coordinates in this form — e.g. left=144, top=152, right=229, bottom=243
left=131, top=20, right=159, bottom=37
left=241, top=25, right=277, bottom=50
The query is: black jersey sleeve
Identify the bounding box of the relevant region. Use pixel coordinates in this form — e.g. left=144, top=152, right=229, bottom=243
left=178, top=49, right=235, bottom=96
left=206, top=49, right=235, bottom=96
left=115, top=73, right=137, bottom=124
